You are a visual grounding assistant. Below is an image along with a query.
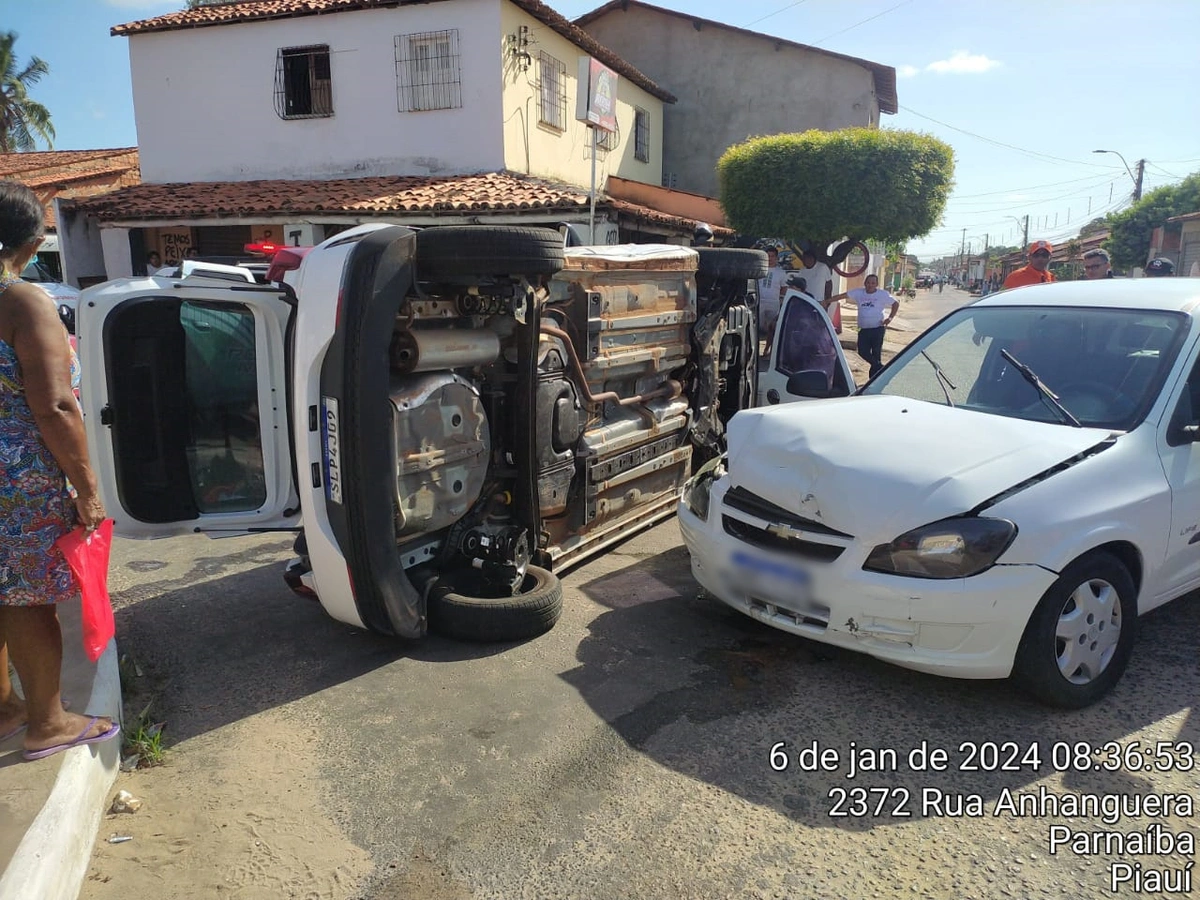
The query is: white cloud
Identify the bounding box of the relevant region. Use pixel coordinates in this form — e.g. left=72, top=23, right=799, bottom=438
left=897, top=64, right=920, bottom=79
left=926, top=51, right=1002, bottom=75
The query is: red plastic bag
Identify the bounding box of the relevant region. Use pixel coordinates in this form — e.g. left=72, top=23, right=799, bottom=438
left=832, top=302, right=843, bottom=334
left=54, top=520, right=115, bottom=663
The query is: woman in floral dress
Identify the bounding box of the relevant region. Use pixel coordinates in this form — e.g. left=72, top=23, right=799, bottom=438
left=0, top=181, right=118, bottom=760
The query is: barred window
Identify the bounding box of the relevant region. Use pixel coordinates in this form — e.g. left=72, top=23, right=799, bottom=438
left=537, top=51, right=566, bottom=131
left=395, top=30, right=462, bottom=112
left=596, top=122, right=619, bottom=151
left=275, top=45, right=333, bottom=119
left=634, top=107, right=650, bottom=162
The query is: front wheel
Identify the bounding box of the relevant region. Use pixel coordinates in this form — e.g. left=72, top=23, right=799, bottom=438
left=1011, top=551, right=1137, bottom=708
left=428, top=565, right=563, bottom=642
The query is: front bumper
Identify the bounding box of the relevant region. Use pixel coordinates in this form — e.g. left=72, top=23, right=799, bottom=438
left=677, top=479, right=1057, bottom=679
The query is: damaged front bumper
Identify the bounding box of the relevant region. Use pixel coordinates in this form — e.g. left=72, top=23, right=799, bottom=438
left=677, top=478, right=1058, bottom=679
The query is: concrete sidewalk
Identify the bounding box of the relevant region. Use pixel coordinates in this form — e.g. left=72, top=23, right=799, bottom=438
left=0, top=602, right=122, bottom=900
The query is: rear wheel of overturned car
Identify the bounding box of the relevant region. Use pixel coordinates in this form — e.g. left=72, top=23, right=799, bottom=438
left=428, top=565, right=563, bottom=642
left=1011, top=551, right=1137, bottom=709
left=696, top=247, right=769, bottom=281
left=415, top=226, right=564, bottom=281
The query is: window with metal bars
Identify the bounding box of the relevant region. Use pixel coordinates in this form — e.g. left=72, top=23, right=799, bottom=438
left=274, top=45, right=333, bottom=119
left=395, top=30, right=462, bottom=112
left=596, top=121, right=619, bottom=152
left=634, top=107, right=650, bottom=162
left=537, top=51, right=566, bottom=131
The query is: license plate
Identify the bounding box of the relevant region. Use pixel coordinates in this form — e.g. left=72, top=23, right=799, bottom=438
left=321, top=397, right=343, bottom=505
left=730, top=550, right=810, bottom=604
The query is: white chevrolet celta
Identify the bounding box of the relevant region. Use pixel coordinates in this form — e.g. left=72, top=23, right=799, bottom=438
left=679, top=279, right=1200, bottom=707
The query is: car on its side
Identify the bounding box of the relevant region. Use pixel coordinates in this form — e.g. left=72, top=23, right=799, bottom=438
left=680, top=279, right=1200, bottom=708
left=78, top=225, right=769, bottom=643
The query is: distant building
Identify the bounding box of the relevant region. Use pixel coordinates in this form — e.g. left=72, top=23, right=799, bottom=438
left=576, top=0, right=897, bottom=197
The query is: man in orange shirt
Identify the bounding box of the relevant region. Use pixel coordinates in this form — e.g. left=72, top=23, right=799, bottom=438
left=1003, top=240, right=1056, bottom=289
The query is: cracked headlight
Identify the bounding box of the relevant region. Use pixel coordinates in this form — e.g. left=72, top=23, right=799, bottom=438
left=682, top=455, right=725, bottom=522
left=864, top=517, right=1017, bottom=579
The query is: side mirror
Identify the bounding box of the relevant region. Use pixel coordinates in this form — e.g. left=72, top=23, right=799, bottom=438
left=58, top=305, right=76, bottom=335
left=786, top=370, right=830, bottom=398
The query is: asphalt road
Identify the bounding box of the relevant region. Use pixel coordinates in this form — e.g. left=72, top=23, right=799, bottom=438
left=85, top=509, right=1200, bottom=899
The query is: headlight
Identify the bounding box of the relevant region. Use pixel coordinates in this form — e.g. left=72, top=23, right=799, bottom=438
left=864, top=517, right=1016, bottom=579
left=682, top=455, right=725, bottom=522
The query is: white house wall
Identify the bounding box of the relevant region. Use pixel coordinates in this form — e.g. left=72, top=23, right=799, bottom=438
left=498, top=4, right=663, bottom=189
left=128, top=0, right=505, bottom=183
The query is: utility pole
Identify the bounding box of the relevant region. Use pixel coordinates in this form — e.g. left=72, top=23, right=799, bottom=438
left=959, top=228, right=966, bottom=278
left=1134, top=159, right=1145, bottom=201
left=1022, top=214, right=1029, bottom=247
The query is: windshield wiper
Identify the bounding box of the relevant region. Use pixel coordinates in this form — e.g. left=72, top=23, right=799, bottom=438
left=1000, top=348, right=1082, bottom=427
left=921, top=350, right=957, bottom=407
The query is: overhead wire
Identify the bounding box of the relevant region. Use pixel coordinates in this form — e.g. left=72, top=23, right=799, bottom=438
left=742, top=0, right=811, bottom=28
left=898, top=105, right=1119, bottom=170
left=808, top=0, right=913, bottom=46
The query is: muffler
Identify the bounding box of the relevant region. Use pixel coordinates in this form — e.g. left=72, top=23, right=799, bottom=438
left=390, top=328, right=501, bottom=373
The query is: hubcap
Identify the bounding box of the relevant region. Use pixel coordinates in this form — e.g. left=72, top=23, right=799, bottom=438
left=1054, top=577, right=1121, bottom=684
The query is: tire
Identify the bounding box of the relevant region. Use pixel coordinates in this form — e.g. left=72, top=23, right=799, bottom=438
left=696, top=248, right=769, bottom=281
left=1011, top=551, right=1137, bottom=709
left=415, top=226, right=564, bottom=280
left=428, top=565, right=563, bottom=642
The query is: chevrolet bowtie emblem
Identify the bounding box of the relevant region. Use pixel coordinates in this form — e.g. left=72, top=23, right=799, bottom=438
left=767, top=523, right=805, bottom=541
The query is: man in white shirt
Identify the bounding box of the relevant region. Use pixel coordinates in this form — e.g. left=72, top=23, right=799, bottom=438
left=756, top=246, right=788, bottom=339
left=794, top=249, right=836, bottom=329
left=831, top=273, right=899, bottom=378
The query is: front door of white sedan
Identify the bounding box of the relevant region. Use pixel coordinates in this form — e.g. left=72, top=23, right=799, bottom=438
left=757, top=289, right=855, bottom=406
left=1154, top=346, right=1200, bottom=604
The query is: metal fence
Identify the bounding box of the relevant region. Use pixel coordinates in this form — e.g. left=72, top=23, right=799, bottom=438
left=395, top=30, right=463, bottom=112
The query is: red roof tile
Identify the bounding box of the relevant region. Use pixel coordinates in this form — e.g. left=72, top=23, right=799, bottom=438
left=111, top=0, right=676, bottom=103
left=1, top=148, right=141, bottom=229
left=67, top=171, right=590, bottom=221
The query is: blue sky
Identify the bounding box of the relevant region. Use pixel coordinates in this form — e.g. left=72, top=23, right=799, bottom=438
left=6, top=0, right=1200, bottom=260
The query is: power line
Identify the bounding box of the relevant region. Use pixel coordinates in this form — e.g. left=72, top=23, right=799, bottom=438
left=742, top=0, right=812, bottom=28
left=809, top=0, right=913, bottom=46
left=948, top=172, right=1121, bottom=200
left=898, top=105, right=1119, bottom=170
left=946, top=175, right=1119, bottom=212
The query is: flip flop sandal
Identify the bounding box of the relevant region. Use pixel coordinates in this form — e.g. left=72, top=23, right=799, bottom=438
left=22, top=716, right=120, bottom=761
left=0, top=699, right=71, bottom=743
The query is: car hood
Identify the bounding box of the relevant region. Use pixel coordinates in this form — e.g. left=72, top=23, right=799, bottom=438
left=725, top=395, right=1115, bottom=543
left=28, top=280, right=80, bottom=305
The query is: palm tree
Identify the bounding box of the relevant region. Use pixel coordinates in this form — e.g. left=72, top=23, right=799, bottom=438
left=0, top=31, right=54, bottom=153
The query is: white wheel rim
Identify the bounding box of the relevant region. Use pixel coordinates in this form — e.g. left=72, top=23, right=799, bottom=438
left=1054, top=577, right=1122, bottom=684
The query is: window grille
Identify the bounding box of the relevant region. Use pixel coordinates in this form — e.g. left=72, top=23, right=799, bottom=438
left=274, top=45, right=334, bottom=119
left=596, top=121, right=619, bottom=152
left=537, top=51, right=566, bottom=131
left=395, top=30, right=462, bottom=112
left=634, top=107, right=650, bottom=162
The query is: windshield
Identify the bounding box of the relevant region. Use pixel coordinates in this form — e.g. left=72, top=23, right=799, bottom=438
left=863, top=305, right=1189, bottom=430
left=21, top=260, right=50, bottom=282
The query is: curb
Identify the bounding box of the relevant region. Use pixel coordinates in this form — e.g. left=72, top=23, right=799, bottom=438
left=0, top=608, right=122, bottom=900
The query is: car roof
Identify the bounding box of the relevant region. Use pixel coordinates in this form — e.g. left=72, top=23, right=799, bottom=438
left=975, top=278, right=1200, bottom=314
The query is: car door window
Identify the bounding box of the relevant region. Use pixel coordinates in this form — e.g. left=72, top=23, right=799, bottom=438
left=180, top=301, right=267, bottom=512
left=776, top=299, right=839, bottom=387
left=1167, top=353, right=1200, bottom=446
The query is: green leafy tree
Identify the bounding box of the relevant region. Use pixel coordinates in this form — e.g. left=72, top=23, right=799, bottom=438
left=717, top=128, right=954, bottom=265
left=1079, top=216, right=1108, bottom=237
left=0, top=31, right=54, bottom=152
left=1104, top=172, right=1200, bottom=270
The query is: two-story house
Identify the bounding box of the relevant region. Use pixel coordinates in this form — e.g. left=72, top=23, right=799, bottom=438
left=576, top=0, right=898, bottom=198
left=62, top=0, right=728, bottom=284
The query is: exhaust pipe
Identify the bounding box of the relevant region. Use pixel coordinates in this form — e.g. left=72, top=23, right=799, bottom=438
left=390, top=328, right=501, bottom=373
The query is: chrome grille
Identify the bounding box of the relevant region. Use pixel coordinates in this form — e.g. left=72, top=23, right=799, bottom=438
left=723, top=516, right=845, bottom=562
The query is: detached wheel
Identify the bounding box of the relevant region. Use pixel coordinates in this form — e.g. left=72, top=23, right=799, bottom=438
left=696, top=248, right=769, bottom=281
left=1012, top=551, right=1137, bottom=709
left=416, top=226, right=564, bottom=280
left=428, top=565, right=563, bottom=642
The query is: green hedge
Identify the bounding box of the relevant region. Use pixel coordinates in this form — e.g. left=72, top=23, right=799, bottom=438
left=717, top=128, right=955, bottom=245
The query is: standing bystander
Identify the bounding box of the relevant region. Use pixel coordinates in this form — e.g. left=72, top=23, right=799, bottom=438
left=1082, top=248, right=1113, bottom=279
left=830, top=273, right=899, bottom=378
left=756, top=246, right=788, bottom=342
left=1003, top=241, right=1056, bottom=289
